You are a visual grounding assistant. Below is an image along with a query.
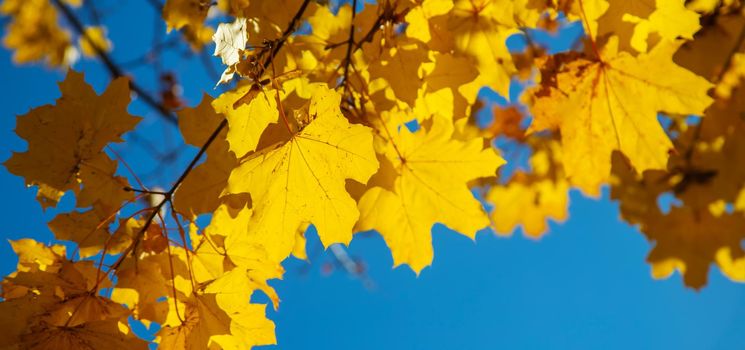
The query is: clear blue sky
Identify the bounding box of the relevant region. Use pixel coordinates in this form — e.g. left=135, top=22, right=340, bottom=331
left=1, top=1, right=745, bottom=349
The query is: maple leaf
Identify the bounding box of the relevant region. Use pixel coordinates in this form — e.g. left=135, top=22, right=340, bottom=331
left=223, top=85, right=379, bottom=261
left=525, top=37, right=713, bottom=195
left=16, top=319, right=148, bottom=350
left=610, top=153, right=745, bottom=288
left=356, top=113, right=504, bottom=273
left=77, top=152, right=133, bottom=211
left=0, top=239, right=146, bottom=349
left=1, top=0, right=73, bottom=66
left=368, top=45, right=429, bottom=107
left=413, top=52, right=480, bottom=123
left=212, top=86, right=280, bottom=158
left=213, top=17, right=249, bottom=85
left=608, top=74, right=745, bottom=288
left=4, top=70, right=140, bottom=208
left=203, top=203, right=284, bottom=308
left=595, top=0, right=701, bottom=53
left=47, top=207, right=112, bottom=258
left=428, top=0, right=520, bottom=97
left=157, top=293, right=275, bottom=350
left=645, top=206, right=745, bottom=289
left=673, top=10, right=745, bottom=82
left=9, top=238, right=67, bottom=273
left=404, top=0, right=453, bottom=44
left=163, top=0, right=210, bottom=31
left=488, top=139, right=569, bottom=238
left=111, top=254, right=172, bottom=326
left=303, top=3, right=351, bottom=55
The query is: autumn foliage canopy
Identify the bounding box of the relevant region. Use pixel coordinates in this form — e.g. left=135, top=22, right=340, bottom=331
left=2, top=0, right=745, bottom=348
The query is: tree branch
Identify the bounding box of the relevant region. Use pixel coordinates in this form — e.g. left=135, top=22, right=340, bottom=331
left=340, top=0, right=358, bottom=93
left=51, top=0, right=178, bottom=124
left=109, top=0, right=313, bottom=271
left=261, top=0, right=311, bottom=71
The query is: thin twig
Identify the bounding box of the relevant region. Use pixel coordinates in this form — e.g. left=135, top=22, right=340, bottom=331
left=340, top=0, right=359, bottom=94
left=261, top=0, right=312, bottom=71
left=109, top=0, right=313, bottom=272
left=51, top=0, right=178, bottom=124
left=110, top=118, right=227, bottom=270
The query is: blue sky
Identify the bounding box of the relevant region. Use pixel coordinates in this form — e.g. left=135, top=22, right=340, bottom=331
left=1, top=1, right=745, bottom=349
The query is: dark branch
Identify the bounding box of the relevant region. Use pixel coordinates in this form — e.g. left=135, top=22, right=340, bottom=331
left=51, top=0, right=178, bottom=125
left=340, top=0, right=358, bottom=93
left=110, top=0, right=313, bottom=271
left=261, top=0, right=311, bottom=71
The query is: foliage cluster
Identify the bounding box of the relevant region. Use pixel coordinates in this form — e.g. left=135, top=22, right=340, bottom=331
left=2, top=0, right=745, bottom=348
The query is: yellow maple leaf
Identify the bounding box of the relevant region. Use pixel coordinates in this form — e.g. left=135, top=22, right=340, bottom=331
left=356, top=113, right=504, bottom=273
left=162, top=0, right=210, bottom=31
left=212, top=85, right=280, bottom=158
left=368, top=45, right=429, bottom=107
left=488, top=139, right=569, bottom=238
left=610, top=151, right=745, bottom=289
left=405, top=0, right=548, bottom=98
left=18, top=319, right=148, bottom=350
left=445, top=0, right=519, bottom=97
left=404, top=0, right=453, bottom=44
left=525, top=37, right=713, bottom=195
left=47, top=207, right=111, bottom=258
left=157, top=293, right=275, bottom=350
left=4, top=70, right=140, bottom=208
left=224, top=85, right=378, bottom=261
left=575, top=0, right=701, bottom=53
left=644, top=206, right=745, bottom=289
left=673, top=10, right=745, bottom=81
left=1, top=0, right=73, bottom=66
left=204, top=203, right=284, bottom=309
left=0, top=239, right=146, bottom=349
left=111, top=254, right=172, bottom=326
left=77, top=152, right=133, bottom=211
left=413, top=52, right=479, bottom=122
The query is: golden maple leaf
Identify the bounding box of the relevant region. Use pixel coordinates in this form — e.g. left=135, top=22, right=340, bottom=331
left=4, top=70, right=140, bottom=209
left=525, top=37, right=713, bottom=195
left=0, top=239, right=146, bottom=349
left=212, top=85, right=280, bottom=158
left=162, top=0, right=210, bottom=31
left=157, top=293, right=275, bottom=350
left=357, top=113, right=504, bottom=273
left=1, top=0, right=73, bottom=66
left=611, top=152, right=745, bottom=289
left=223, top=85, right=379, bottom=261
left=488, top=139, right=569, bottom=239
left=595, top=0, right=701, bottom=53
